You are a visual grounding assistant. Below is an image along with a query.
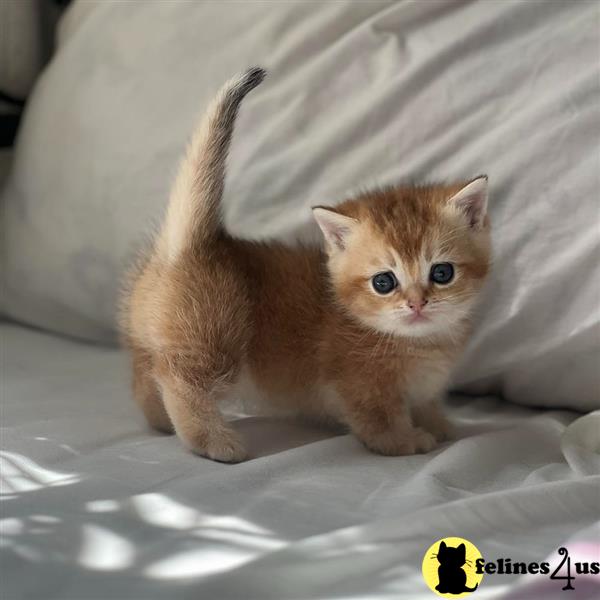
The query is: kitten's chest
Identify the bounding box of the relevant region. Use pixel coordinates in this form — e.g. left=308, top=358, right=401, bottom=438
left=401, top=353, right=454, bottom=406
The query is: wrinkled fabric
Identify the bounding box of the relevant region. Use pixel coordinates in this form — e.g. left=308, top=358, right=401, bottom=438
left=2, top=323, right=599, bottom=599
left=1, top=0, right=599, bottom=410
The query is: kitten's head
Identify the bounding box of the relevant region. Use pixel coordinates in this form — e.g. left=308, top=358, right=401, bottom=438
left=313, top=177, right=491, bottom=339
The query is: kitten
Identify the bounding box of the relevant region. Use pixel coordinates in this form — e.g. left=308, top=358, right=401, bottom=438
left=121, top=67, right=491, bottom=462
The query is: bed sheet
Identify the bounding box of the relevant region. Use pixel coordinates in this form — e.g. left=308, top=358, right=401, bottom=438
left=2, top=323, right=598, bottom=599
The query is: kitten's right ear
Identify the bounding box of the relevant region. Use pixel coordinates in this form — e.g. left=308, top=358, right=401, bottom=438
left=440, top=541, right=447, bottom=550
left=312, top=206, right=358, bottom=252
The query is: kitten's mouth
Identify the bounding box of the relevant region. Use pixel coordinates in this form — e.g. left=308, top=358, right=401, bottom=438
left=406, top=312, right=430, bottom=324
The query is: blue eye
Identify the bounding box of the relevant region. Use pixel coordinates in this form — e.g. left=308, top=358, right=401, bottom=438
left=430, top=263, right=454, bottom=284
left=372, top=271, right=397, bottom=294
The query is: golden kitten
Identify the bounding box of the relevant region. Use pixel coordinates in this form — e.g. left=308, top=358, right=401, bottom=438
left=121, top=67, right=491, bottom=462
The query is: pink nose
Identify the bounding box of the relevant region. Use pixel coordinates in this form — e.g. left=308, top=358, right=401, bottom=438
left=407, top=298, right=428, bottom=313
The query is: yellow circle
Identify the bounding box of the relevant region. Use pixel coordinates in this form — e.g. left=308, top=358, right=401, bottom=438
left=422, top=536, right=484, bottom=597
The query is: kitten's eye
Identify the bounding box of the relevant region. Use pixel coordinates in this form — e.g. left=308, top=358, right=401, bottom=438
left=372, top=271, right=397, bottom=294
left=430, top=263, right=454, bottom=284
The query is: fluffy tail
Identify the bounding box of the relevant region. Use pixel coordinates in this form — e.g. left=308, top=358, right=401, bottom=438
left=158, top=67, right=266, bottom=261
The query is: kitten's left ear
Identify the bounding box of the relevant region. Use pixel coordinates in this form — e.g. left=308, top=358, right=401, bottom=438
left=312, top=206, right=358, bottom=252
left=447, top=175, right=488, bottom=229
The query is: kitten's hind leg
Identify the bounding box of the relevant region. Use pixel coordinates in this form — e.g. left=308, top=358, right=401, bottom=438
left=156, top=358, right=247, bottom=463
left=131, top=346, right=174, bottom=434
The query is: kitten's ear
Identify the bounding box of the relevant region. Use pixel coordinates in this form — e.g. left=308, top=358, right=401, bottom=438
left=312, top=206, right=358, bottom=252
left=447, top=175, right=488, bottom=229
left=458, top=544, right=466, bottom=556
left=440, top=541, right=447, bottom=550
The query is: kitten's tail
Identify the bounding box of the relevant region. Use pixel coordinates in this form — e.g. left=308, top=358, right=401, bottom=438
left=464, top=584, right=479, bottom=592
left=157, top=67, right=266, bottom=262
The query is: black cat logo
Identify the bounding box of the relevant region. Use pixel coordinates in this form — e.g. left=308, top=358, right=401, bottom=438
left=435, top=541, right=478, bottom=594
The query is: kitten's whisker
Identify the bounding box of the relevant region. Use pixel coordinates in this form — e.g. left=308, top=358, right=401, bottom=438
left=432, top=291, right=477, bottom=303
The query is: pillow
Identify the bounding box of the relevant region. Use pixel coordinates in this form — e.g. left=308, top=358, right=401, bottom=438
left=2, top=0, right=598, bottom=410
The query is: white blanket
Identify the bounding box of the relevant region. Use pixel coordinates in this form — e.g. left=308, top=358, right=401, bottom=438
left=2, top=323, right=599, bottom=598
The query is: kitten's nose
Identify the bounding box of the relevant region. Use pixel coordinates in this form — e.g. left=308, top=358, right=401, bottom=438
left=407, top=297, right=428, bottom=313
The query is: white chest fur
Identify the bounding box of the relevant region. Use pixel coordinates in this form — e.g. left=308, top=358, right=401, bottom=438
left=403, top=358, right=453, bottom=407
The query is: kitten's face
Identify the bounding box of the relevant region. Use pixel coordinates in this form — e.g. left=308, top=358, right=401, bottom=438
left=314, top=178, right=491, bottom=340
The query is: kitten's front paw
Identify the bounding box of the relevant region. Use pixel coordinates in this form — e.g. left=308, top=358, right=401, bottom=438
left=361, top=427, right=436, bottom=456
left=412, top=404, right=455, bottom=443
left=426, top=417, right=456, bottom=443
left=412, top=428, right=437, bottom=453
left=184, top=428, right=248, bottom=463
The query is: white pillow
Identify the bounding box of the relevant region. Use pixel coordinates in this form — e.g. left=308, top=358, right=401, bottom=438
left=2, top=0, right=598, bottom=410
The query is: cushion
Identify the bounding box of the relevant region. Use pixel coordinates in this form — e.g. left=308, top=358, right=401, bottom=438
left=2, top=0, right=598, bottom=410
